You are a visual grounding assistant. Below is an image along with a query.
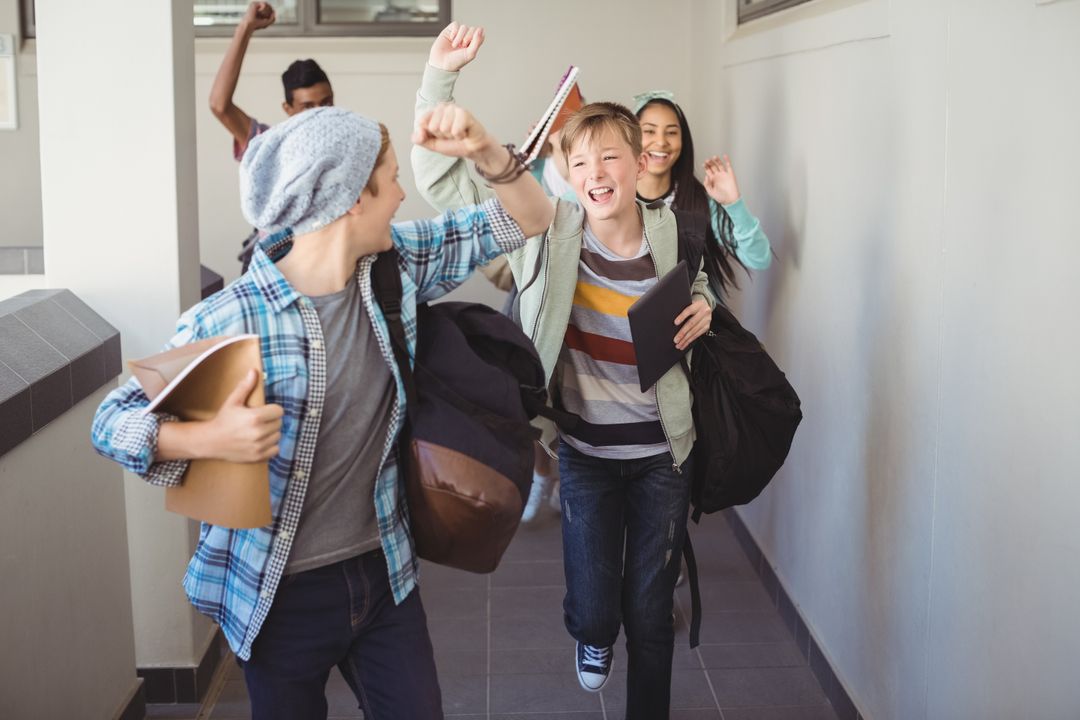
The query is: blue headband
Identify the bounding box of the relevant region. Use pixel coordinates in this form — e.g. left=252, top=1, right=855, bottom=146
left=632, top=90, right=676, bottom=114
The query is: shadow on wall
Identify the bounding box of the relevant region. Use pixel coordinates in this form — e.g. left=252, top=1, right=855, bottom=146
left=725, top=63, right=921, bottom=719
left=854, top=89, right=934, bottom=719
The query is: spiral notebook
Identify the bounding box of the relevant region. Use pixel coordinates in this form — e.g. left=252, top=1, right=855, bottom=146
left=520, top=65, right=583, bottom=166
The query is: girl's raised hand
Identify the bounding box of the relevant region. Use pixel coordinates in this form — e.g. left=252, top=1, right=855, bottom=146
left=428, top=22, right=485, bottom=73
left=703, top=154, right=741, bottom=206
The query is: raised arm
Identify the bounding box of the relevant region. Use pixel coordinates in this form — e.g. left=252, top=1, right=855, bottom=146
left=410, top=22, right=495, bottom=212
left=414, top=103, right=552, bottom=237
left=209, top=2, right=275, bottom=151
left=704, top=154, right=773, bottom=270
left=396, top=104, right=554, bottom=302
left=430, top=21, right=485, bottom=74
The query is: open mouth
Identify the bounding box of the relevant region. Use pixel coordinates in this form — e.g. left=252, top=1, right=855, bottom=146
left=587, top=187, right=614, bottom=204
left=647, top=151, right=671, bottom=163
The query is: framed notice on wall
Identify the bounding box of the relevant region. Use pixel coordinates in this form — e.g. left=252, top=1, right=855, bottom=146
left=0, top=34, right=16, bottom=130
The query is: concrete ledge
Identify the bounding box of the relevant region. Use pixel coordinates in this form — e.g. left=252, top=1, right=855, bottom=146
left=0, top=288, right=121, bottom=458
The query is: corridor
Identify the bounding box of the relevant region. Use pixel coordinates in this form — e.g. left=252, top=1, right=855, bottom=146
left=150, top=513, right=845, bottom=720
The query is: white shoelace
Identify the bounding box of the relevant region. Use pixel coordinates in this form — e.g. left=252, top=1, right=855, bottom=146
left=582, top=644, right=611, bottom=670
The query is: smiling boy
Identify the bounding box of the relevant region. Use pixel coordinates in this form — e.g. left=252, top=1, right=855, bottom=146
left=413, top=83, right=714, bottom=716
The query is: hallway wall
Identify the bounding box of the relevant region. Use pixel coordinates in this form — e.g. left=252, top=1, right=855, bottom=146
left=687, top=1, right=1080, bottom=718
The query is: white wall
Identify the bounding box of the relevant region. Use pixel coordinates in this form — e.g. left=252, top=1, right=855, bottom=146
left=0, top=273, right=44, bottom=300
left=0, top=384, right=140, bottom=720
left=689, top=1, right=1080, bottom=718
left=0, top=0, right=42, bottom=248
left=925, top=1, right=1080, bottom=716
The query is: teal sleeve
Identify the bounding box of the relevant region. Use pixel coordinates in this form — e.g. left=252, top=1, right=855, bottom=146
left=530, top=158, right=546, bottom=185
left=711, top=197, right=772, bottom=270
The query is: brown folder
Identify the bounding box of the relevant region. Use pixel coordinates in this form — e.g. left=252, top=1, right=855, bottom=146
left=129, top=335, right=272, bottom=529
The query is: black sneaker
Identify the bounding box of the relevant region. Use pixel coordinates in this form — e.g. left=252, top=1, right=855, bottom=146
left=575, top=642, right=613, bottom=692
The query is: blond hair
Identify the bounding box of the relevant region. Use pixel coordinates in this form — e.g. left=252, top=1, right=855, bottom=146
left=366, top=123, right=392, bottom=196
left=559, top=102, right=642, bottom=160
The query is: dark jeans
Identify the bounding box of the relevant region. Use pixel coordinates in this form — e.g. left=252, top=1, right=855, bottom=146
left=558, top=443, right=692, bottom=720
left=240, top=549, right=443, bottom=720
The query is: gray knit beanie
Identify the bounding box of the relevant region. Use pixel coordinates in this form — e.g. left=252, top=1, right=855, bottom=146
left=240, top=106, right=383, bottom=236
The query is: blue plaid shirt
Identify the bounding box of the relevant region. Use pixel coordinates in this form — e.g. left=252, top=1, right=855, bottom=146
left=91, top=198, right=525, bottom=660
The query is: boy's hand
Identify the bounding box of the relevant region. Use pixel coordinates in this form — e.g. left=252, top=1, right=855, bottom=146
left=413, top=102, right=496, bottom=162
left=204, top=369, right=283, bottom=463
left=703, top=154, right=741, bottom=206
left=241, top=2, right=276, bottom=33
left=674, top=299, right=712, bottom=351
left=428, top=21, right=485, bottom=72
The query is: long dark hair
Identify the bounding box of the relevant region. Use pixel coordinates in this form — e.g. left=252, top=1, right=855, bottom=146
left=637, top=98, right=747, bottom=295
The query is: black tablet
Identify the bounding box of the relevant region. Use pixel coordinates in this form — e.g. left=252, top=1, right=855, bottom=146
left=627, top=260, right=691, bottom=393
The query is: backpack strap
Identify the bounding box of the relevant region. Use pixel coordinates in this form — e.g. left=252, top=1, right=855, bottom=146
left=682, top=533, right=702, bottom=648
left=529, top=401, right=580, bottom=432
left=371, top=249, right=417, bottom=418
left=673, top=208, right=707, bottom=287
left=672, top=208, right=708, bottom=649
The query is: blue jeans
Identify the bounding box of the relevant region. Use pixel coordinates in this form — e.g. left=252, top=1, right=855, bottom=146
left=558, top=443, right=692, bottom=720
left=240, top=549, right=443, bottom=719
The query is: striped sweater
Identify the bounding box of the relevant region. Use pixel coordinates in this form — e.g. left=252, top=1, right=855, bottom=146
left=557, top=223, right=669, bottom=460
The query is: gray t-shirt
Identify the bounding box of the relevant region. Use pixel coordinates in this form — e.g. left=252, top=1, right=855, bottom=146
left=284, top=277, right=396, bottom=574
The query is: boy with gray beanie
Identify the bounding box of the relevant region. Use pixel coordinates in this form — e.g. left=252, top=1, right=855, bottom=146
left=93, top=103, right=553, bottom=719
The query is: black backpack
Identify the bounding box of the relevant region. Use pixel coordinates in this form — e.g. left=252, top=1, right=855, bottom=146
left=673, top=209, right=803, bottom=647
left=371, top=250, right=550, bottom=574
left=673, top=209, right=803, bottom=520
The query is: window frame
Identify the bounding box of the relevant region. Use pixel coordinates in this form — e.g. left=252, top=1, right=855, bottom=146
left=19, top=1, right=451, bottom=39
left=193, top=0, right=451, bottom=38
left=737, top=0, right=816, bottom=25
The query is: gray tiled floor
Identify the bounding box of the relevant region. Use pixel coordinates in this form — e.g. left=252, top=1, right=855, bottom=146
left=154, top=512, right=839, bottom=719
